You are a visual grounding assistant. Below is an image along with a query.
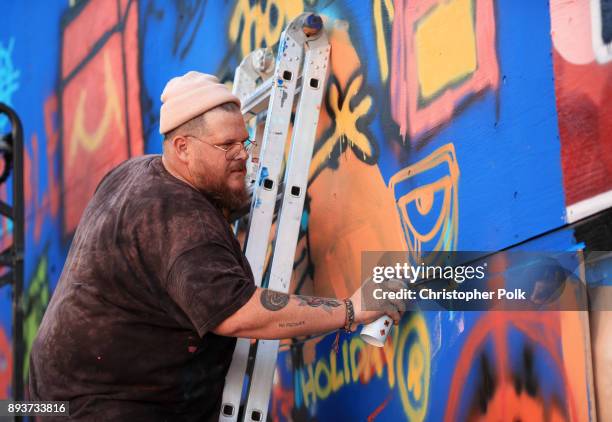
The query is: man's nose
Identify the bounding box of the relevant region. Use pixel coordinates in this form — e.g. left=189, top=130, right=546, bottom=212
left=235, top=146, right=249, bottom=160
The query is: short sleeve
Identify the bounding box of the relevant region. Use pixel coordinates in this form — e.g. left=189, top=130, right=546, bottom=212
left=165, top=242, right=257, bottom=337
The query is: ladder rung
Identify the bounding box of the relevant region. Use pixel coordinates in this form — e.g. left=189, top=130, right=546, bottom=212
left=241, top=76, right=303, bottom=121
left=228, top=187, right=284, bottom=222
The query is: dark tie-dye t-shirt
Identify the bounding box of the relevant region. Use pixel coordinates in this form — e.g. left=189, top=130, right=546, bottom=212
left=29, top=155, right=256, bottom=421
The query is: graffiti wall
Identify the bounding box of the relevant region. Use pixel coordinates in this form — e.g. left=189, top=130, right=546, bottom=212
left=1, top=0, right=610, bottom=420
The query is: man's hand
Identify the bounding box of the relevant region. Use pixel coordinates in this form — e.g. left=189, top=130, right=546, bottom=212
left=213, top=278, right=408, bottom=339
left=349, top=277, right=407, bottom=330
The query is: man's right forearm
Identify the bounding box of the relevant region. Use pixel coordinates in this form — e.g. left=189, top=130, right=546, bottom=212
left=213, top=288, right=349, bottom=339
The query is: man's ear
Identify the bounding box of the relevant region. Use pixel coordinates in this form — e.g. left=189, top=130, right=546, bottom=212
left=169, top=135, right=190, bottom=164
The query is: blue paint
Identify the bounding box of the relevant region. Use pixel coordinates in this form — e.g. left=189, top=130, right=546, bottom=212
left=300, top=210, right=309, bottom=231
left=293, top=368, right=303, bottom=408
left=374, top=0, right=566, bottom=253
left=567, top=242, right=586, bottom=252
left=258, top=166, right=269, bottom=186
left=279, top=37, right=287, bottom=54
left=304, top=14, right=323, bottom=31
left=0, top=37, right=20, bottom=131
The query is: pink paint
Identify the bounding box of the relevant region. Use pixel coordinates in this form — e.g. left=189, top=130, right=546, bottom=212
left=550, top=0, right=594, bottom=65
left=390, top=0, right=500, bottom=142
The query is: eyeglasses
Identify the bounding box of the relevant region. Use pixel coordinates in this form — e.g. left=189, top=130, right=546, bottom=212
left=185, top=135, right=256, bottom=161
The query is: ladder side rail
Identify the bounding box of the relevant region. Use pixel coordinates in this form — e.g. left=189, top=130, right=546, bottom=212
left=242, top=31, right=330, bottom=422
left=220, top=14, right=310, bottom=422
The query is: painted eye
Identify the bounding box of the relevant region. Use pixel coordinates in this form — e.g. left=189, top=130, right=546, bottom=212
left=388, top=143, right=460, bottom=263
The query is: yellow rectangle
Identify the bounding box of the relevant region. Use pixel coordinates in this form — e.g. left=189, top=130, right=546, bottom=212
left=415, top=0, right=478, bottom=100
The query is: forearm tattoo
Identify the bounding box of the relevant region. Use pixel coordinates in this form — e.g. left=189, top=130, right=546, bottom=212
left=260, top=290, right=290, bottom=311
left=295, top=296, right=342, bottom=314
left=278, top=320, right=306, bottom=328
left=260, top=290, right=342, bottom=315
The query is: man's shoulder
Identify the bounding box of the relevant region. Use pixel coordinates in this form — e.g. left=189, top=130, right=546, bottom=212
left=94, top=155, right=233, bottom=240
left=104, top=156, right=225, bottom=230
left=113, top=154, right=161, bottom=178
left=95, top=155, right=160, bottom=191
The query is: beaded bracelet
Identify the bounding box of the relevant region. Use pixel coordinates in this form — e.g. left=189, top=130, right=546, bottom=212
left=343, top=298, right=355, bottom=332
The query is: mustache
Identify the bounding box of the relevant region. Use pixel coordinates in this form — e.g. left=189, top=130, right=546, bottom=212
left=228, top=161, right=246, bottom=172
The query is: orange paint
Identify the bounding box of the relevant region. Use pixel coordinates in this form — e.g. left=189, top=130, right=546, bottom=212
left=308, top=157, right=406, bottom=299
left=444, top=312, right=579, bottom=422
left=43, top=95, right=60, bottom=218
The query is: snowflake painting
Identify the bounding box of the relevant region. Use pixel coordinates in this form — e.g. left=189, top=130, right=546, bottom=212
left=0, top=38, right=20, bottom=131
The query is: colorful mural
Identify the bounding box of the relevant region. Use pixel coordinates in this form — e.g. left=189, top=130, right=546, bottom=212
left=0, top=0, right=610, bottom=420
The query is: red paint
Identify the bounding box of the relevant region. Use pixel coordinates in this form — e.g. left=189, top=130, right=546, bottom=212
left=367, top=392, right=393, bottom=422
left=62, top=0, right=119, bottom=77
left=61, top=34, right=128, bottom=234
left=553, top=48, right=612, bottom=205
left=24, top=133, right=43, bottom=240
left=60, top=0, right=143, bottom=235
left=0, top=185, right=12, bottom=277
left=124, top=0, right=144, bottom=157
left=44, top=95, right=60, bottom=218
left=271, top=376, right=294, bottom=421
left=22, top=95, right=60, bottom=243
left=30, top=134, right=43, bottom=240
left=0, top=327, right=12, bottom=399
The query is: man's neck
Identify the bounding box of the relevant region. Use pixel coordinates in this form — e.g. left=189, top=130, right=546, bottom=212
left=161, top=154, right=197, bottom=190
left=161, top=154, right=232, bottom=222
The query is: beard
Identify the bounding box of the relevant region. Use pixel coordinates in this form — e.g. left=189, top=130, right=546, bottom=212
left=194, top=161, right=249, bottom=213
left=206, top=180, right=249, bottom=213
